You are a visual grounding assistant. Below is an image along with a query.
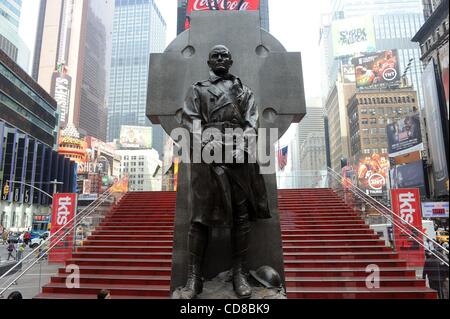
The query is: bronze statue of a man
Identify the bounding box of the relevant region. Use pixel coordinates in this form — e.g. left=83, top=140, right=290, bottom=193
left=177, top=45, right=271, bottom=299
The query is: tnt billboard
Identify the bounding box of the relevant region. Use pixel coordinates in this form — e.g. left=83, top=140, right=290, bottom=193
left=391, top=189, right=424, bottom=267
left=352, top=50, right=401, bottom=90
left=185, top=0, right=260, bottom=29
left=48, top=193, right=77, bottom=263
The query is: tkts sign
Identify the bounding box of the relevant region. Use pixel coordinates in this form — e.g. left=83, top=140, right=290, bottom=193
left=185, top=0, right=260, bottom=29
left=48, top=193, right=78, bottom=263
left=391, top=189, right=424, bottom=267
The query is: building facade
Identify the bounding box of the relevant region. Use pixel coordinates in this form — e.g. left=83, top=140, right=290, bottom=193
left=116, top=148, right=162, bottom=192
left=412, top=0, right=449, bottom=198
left=36, top=0, right=114, bottom=141
left=347, top=89, right=420, bottom=159
left=0, top=50, right=76, bottom=231
left=107, top=0, right=167, bottom=157
left=324, top=78, right=356, bottom=172
left=176, top=0, right=270, bottom=35
left=0, top=0, right=30, bottom=70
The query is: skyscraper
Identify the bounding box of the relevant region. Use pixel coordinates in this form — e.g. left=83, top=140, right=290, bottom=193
left=107, top=0, right=166, bottom=156
left=0, top=0, right=30, bottom=70
left=177, top=0, right=270, bottom=35
left=36, top=0, right=114, bottom=141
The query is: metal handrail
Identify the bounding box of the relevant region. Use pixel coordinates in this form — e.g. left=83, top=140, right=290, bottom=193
left=327, top=167, right=449, bottom=266
left=0, top=188, right=122, bottom=297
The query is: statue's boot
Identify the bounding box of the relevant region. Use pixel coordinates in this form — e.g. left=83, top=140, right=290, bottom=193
left=177, top=223, right=207, bottom=299
left=232, top=203, right=252, bottom=299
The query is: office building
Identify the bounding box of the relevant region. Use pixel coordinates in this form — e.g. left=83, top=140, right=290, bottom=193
left=107, top=0, right=166, bottom=156
left=36, top=0, right=114, bottom=141
left=116, top=148, right=162, bottom=192
left=0, top=0, right=30, bottom=70
left=0, top=50, right=76, bottom=231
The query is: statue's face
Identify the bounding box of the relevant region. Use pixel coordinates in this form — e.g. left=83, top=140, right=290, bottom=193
left=208, top=46, right=233, bottom=74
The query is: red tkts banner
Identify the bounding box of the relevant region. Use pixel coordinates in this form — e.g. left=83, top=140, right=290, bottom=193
left=48, top=193, right=78, bottom=263
left=391, top=189, right=424, bottom=267
left=185, top=0, right=260, bottom=29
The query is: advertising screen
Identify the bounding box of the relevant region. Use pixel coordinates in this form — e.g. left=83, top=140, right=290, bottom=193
left=356, top=153, right=390, bottom=196
left=119, top=125, right=152, bottom=149
left=352, top=50, right=401, bottom=89
left=387, top=113, right=423, bottom=157
left=185, top=0, right=260, bottom=29
left=422, top=62, right=449, bottom=197
left=331, top=16, right=376, bottom=58
left=422, top=202, right=449, bottom=218
left=390, top=160, right=426, bottom=196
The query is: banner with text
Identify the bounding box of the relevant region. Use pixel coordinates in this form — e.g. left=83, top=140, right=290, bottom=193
left=185, top=0, right=260, bottom=29
left=391, top=188, right=424, bottom=267
left=331, top=16, right=376, bottom=58
left=49, top=193, right=77, bottom=263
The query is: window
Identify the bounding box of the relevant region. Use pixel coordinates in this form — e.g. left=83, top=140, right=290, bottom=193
left=363, top=149, right=371, bottom=154
left=361, top=108, right=368, bottom=114
left=361, top=119, right=369, bottom=125
left=378, top=118, right=385, bottom=125
left=370, top=118, right=377, bottom=124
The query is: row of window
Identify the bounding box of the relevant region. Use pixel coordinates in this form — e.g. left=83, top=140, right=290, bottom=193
left=362, top=148, right=388, bottom=155
left=358, top=95, right=415, bottom=105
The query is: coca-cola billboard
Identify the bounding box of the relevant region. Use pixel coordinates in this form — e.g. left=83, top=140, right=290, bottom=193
left=185, top=0, right=260, bottom=29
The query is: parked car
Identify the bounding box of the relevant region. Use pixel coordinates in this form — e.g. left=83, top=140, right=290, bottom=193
left=436, top=230, right=449, bottom=244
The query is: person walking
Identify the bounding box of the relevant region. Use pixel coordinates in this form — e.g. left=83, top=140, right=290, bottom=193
left=6, top=241, right=16, bottom=261
left=16, top=243, right=25, bottom=261
left=23, top=231, right=31, bottom=246
left=2, top=229, right=9, bottom=245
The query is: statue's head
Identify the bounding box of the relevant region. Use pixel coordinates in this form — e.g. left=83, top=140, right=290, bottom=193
left=208, top=45, right=233, bottom=75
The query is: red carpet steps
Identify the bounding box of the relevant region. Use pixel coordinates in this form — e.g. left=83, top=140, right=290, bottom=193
left=35, top=189, right=436, bottom=299
left=34, top=192, right=176, bottom=299
left=279, top=189, right=437, bottom=299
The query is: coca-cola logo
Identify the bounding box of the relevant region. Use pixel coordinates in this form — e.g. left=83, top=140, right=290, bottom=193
left=189, top=0, right=256, bottom=12
left=368, top=173, right=385, bottom=190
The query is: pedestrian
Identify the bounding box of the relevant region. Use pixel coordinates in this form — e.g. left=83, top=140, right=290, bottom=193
left=2, top=229, right=9, bottom=245
left=16, top=243, right=25, bottom=261
left=6, top=241, right=16, bottom=261
left=97, top=289, right=111, bottom=299
left=423, top=250, right=449, bottom=299
left=23, top=231, right=30, bottom=246
left=7, top=291, right=23, bottom=299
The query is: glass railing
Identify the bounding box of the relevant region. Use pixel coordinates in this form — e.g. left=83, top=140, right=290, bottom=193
left=0, top=189, right=125, bottom=299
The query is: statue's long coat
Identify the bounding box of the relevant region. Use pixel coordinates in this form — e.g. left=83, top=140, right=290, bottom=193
left=181, top=72, right=271, bottom=227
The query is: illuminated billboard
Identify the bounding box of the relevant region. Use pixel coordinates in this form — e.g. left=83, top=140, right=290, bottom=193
left=356, top=153, right=390, bottom=196
left=352, top=50, right=401, bottom=90
left=119, top=126, right=152, bottom=149
left=185, top=0, right=260, bottom=29
left=331, top=16, right=376, bottom=58
left=386, top=113, right=423, bottom=157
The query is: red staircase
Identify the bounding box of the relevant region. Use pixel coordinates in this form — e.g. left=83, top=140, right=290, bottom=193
left=34, top=192, right=176, bottom=299
left=279, top=189, right=437, bottom=299
left=34, top=189, right=437, bottom=299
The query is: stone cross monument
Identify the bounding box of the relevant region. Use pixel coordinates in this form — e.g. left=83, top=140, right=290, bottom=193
left=147, top=10, right=306, bottom=296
